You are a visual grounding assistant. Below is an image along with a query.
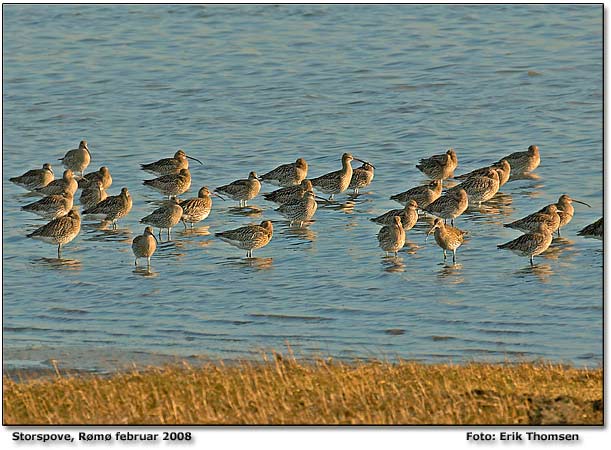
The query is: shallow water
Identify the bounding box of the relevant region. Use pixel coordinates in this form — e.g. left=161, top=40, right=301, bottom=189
left=2, top=5, right=602, bottom=373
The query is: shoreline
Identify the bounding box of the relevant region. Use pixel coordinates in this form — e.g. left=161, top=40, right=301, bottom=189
left=3, top=357, right=603, bottom=425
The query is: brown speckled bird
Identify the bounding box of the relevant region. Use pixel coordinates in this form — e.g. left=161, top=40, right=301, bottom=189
left=132, top=226, right=158, bottom=267
left=390, top=180, right=443, bottom=209
left=83, top=187, right=132, bottom=229
left=498, top=222, right=554, bottom=266
left=216, top=171, right=261, bottom=207
left=499, top=144, right=540, bottom=176
left=27, top=209, right=81, bottom=258
left=416, top=148, right=458, bottom=180
left=10, top=163, right=54, bottom=191
left=140, top=150, right=202, bottom=175
left=215, top=220, right=273, bottom=258
left=377, top=215, right=406, bottom=256
left=426, top=218, right=465, bottom=263
left=59, top=140, right=91, bottom=177
left=261, top=158, right=308, bottom=187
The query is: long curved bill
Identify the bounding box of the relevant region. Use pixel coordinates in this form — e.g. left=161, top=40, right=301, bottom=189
left=315, top=195, right=332, bottom=204
left=425, top=226, right=435, bottom=242
left=186, top=155, right=203, bottom=165
left=353, top=157, right=375, bottom=169
left=212, top=192, right=226, bottom=201
left=572, top=199, right=591, bottom=207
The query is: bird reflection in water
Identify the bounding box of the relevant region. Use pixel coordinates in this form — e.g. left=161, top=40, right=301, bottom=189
left=436, top=262, right=465, bottom=284
left=317, top=198, right=355, bottom=214
left=282, top=224, right=317, bottom=242
left=381, top=255, right=405, bottom=273
left=469, top=192, right=514, bottom=217
left=132, top=267, right=159, bottom=278
left=541, top=237, right=576, bottom=263
left=401, top=239, right=421, bottom=255
left=227, top=206, right=263, bottom=218
left=82, top=224, right=132, bottom=244
left=220, top=256, right=274, bottom=271
left=33, top=257, right=82, bottom=271
left=514, top=263, right=553, bottom=283
left=178, top=225, right=211, bottom=237
left=509, top=172, right=542, bottom=183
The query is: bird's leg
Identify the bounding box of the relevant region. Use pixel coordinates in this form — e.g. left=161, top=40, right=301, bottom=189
left=57, top=244, right=62, bottom=259
left=557, top=228, right=561, bottom=237
left=182, top=220, right=187, bottom=230
left=147, top=257, right=151, bottom=267
left=158, top=229, right=162, bottom=241
left=299, top=221, right=303, bottom=228
left=443, top=250, right=447, bottom=260
left=530, top=255, right=534, bottom=266
left=444, top=218, right=447, bottom=225
left=451, top=219, right=454, bottom=227
left=134, top=258, right=138, bottom=266
left=453, top=250, right=457, bottom=263
left=329, top=194, right=334, bottom=201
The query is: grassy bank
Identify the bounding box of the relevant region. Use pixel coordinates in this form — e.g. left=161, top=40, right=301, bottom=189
left=3, top=357, right=602, bottom=425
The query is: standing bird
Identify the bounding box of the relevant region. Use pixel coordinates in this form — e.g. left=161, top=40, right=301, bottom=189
left=498, top=222, right=554, bottom=266
left=215, top=171, right=261, bottom=207
left=143, top=168, right=192, bottom=199
left=456, top=159, right=511, bottom=188
left=140, top=149, right=202, bottom=176
left=59, top=140, right=91, bottom=178
left=132, top=226, right=158, bottom=267
left=140, top=198, right=183, bottom=240
left=26, top=209, right=81, bottom=258
left=311, top=153, right=368, bottom=200
left=215, top=220, right=273, bottom=258
left=377, top=215, right=406, bottom=256
left=78, top=166, right=112, bottom=190
left=35, top=169, right=78, bottom=196
left=371, top=200, right=419, bottom=232
left=263, top=179, right=313, bottom=205
left=261, top=158, right=308, bottom=187
left=542, top=194, right=591, bottom=236
left=447, top=168, right=500, bottom=206
left=416, top=148, right=458, bottom=180
left=348, top=162, right=375, bottom=195
left=276, top=190, right=319, bottom=227
left=390, top=180, right=443, bottom=209
left=79, top=179, right=108, bottom=210
left=426, top=218, right=465, bottom=263
left=424, top=189, right=469, bottom=226
left=578, top=217, right=603, bottom=239
left=499, top=144, right=540, bottom=176
left=82, top=187, right=132, bottom=229
left=504, top=204, right=562, bottom=235
left=22, top=191, right=74, bottom=219
left=179, top=186, right=224, bottom=229
left=10, top=163, right=54, bottom=191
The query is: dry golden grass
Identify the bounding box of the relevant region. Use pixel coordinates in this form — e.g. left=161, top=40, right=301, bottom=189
left=3, top=356, right=602, bottom=425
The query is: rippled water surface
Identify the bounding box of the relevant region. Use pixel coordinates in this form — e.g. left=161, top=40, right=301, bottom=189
left=2, top=5, right=602, bottom=373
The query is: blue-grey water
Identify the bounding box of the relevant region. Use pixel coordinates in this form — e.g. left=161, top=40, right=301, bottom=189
left=2, top=5, right=602, bottom=373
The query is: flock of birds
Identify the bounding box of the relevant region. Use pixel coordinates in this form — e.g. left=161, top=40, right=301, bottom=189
left=9, top=140, right=603, bottom=268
